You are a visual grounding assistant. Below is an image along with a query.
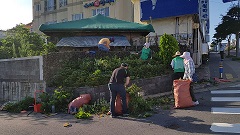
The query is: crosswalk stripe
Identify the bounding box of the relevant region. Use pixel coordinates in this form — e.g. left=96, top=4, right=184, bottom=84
left=211, top=107, right=240, bottom=114
left=210, top=123, right=240, bottom=133
left=230, top=84, right=240, bottom=87
left=211, top=97, right=240, bottom=101
left=211, top=90, right=240, bottom=94
left=211, top=88, right=240, bottom=134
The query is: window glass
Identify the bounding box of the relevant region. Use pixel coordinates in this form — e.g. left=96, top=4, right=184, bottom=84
left=45, top=0, right=56, bottom=11
left=35, top=4, right=41, bottom=11
left=72, top=13, right=84, bottom=21
left=92, top=7, right=109, bottom=16
left=59, top=0, right=67, bottom=7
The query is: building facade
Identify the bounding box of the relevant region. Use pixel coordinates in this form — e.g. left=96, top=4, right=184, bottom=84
left=32, top=0, right=134, bottom=33
left=33, top=0, right=209, bottom=67
left=132, top=0, right=210, bottom=67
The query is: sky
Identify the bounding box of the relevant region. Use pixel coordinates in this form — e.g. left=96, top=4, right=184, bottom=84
left=209, top=0, right=238, bottom=43
left=0, top=0, right=238, bottom=43
left=0, top=0, right=32, bottom=30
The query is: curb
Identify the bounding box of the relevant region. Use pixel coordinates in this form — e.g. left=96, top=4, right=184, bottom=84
left=143, top=79, right=240, bottom=99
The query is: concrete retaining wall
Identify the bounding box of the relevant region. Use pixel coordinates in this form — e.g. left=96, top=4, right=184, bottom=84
left=0, top=56, right=45, bottom=102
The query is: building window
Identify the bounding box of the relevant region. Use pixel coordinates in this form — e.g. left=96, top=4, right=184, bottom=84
left=35, top=4, right=41, bottom=11
left=72, top=13, right=84, bottom=21
left=45, top=20, right=57, bottom=25
left=92, top=7, right=109, bottom=16
left=44, top=0, right=56, bottom=11
left=59, top=0, right=67, bottom=8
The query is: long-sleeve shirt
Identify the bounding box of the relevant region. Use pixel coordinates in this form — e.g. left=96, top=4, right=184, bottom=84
left=183, top=59, right=195, bottom=80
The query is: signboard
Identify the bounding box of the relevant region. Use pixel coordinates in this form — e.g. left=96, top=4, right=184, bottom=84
left=84, top=0, right=115, bottom=8
left=140, top=0, right=198, bottom=21
left=199, top=0, right=209, bottom=20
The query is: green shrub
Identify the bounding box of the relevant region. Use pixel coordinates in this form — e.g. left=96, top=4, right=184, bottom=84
left=3, top=96, right=34, bottom=113
left=75, top=108, right=91, bottom=119
left=126, top=84, right=152, bottom=117
left=39, top=87, right=74, bottom=114
left=49, top=54, right=165, bottom=88
left=232, top=57, right=240, bottom=61
left=159, top=33, right=179, bottom=67
left=82, top=98, right=110, bottom=115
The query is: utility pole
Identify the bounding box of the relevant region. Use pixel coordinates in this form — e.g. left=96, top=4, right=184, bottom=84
left=237, top=0, right=240, bottom=57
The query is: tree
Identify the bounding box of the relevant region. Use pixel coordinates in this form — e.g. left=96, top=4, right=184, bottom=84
left=159, top=33, right=179, bottom=67
left=0, top=24, right=57, bottom=59
left=214, top=6, right=240, bottom=57
left=213, top=23, right=232, bottom=56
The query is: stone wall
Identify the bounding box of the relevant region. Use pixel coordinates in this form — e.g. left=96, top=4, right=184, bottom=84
left=61, top=75, right=173, bottom=102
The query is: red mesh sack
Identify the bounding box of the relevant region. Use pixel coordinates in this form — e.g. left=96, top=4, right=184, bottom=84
left=173, top=80, right=194, bottom=108
left=68, top=94, right=91, bottom=111
left=115, top=93, right=130, bottom=115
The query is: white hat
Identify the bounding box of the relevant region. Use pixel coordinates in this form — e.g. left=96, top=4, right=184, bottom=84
left=144, top=42, right=150, bottom=48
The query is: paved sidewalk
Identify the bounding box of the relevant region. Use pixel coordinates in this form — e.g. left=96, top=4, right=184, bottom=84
left=193, top=51, right=240, bottom=93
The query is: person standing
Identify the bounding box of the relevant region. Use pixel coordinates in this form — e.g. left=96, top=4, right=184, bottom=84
left=219, top=43, right=225, bottom=60
left=98, top=37, right=114, bottom=52
left=108, top=63, right=130, bottom=118
left=140, top=42, right=152, bottom=60
left=180, top=52, right=199, bottom=105
left=170, top=51, right=185, bottom=80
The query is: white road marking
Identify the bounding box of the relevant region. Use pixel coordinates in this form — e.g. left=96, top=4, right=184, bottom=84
left=211, top=97, right=240, bottom=102
left=212, top=107, right=240, bottom=114
left=225, top=73, right=233, bottom=79
left=210, top=89, right=240, bottom=134
left=230, top=84, right=240, bottom=87
left=211, top=90, right=240, bottom=94
left=211, top=123, right=240, bottom=133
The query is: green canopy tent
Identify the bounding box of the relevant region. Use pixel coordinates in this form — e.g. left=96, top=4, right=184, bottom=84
left=39, top=14, right=155, bottom=35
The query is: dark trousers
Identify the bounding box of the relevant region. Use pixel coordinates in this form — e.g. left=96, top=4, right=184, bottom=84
left=190, top=82, right=197, bottom=102
left=220, top=51, right=224, bottom=59
left=172, top=72, right=184, bottom=81
left=108, top=83, right=127, bottom=116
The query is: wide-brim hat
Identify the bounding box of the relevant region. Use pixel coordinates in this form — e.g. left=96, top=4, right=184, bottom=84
left=173, top=51, right=181, bottom=57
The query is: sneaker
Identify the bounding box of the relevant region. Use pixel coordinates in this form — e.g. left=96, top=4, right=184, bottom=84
left=122, top=113, right=129, bottom=117
left=107, top=111, right=111, bottom=115
left=193, top=101, right=199, bottom=106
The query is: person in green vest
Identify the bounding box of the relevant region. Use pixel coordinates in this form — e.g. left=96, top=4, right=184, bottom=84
left=170, top=51, right=185, bottom=80
left=140, top=42, right=152, bottom=60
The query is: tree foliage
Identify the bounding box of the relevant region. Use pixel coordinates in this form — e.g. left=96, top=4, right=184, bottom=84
left=0, top=24, right=57, bottom=59
left=214, top=6, right=240, bottom=57
left=158, top=33, right=179, bottom=67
